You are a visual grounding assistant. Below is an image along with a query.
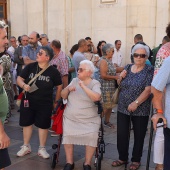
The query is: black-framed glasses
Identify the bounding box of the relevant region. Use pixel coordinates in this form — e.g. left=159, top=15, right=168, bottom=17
left=133, top=53, right=146, bottom=58
left=39, top=37, right=45, bottom=41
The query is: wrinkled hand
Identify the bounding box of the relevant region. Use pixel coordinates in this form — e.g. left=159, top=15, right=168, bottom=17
left=68, top=85, right=76, bottom=92
left=120, top=70, right=127, bottom=78
left=114, top=75, right=120, bottom=80
left=0, top=132, right=10, bottom=149
left=128, top=102, right=138, bottom=112
left=151, top=114, right=167, bottom=131
left=23, top=84, right=31, bottom=92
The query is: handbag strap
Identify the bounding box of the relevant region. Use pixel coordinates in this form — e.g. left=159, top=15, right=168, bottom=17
left=27, top=64, right=50, bottom=85
left=22, top=64, right=50, bottom=93
left=118, top=64, right=131, bottom=88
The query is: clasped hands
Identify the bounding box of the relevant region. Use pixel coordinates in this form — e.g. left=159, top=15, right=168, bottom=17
left=67, top=80, right=86, bottom=92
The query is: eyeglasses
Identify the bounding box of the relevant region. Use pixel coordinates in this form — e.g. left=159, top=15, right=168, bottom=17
left=77, top=68, right=89, bottom=72
left=39, top=37, right=45, bottom=41
left=133, top=53, right=146, bottom=58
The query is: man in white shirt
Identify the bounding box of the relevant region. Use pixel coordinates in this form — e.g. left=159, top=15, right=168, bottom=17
left=112, top=40, right=123, bottom=67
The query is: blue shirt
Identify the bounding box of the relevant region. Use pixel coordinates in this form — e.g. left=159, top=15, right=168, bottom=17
left=22, top=44, right=41, bottom=61
left=151, top=57, right=170, bottom=128
left=118, top=64, right=154, bottom=116
left=72, top=51, right=86, bottom=75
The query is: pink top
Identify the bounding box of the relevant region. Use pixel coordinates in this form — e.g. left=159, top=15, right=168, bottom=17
left=154, top=42, right=170, bottom=75
left=50, top=50, right=68, bottom=77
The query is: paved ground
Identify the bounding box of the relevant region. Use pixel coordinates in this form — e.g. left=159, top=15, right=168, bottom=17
left=4, top=106, right=156, bottom=170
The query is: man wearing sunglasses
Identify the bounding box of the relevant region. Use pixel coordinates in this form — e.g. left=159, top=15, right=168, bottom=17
left=39, top=34, right=50, bottom=46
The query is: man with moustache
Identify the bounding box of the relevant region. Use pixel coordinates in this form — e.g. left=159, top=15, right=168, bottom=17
left=22, top=31, right=41, bottom=65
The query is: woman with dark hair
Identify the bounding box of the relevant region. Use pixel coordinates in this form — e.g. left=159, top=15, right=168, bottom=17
left=97, top=40, right=106, bottom=57
left=16, top=46, right=62, bottom=159
left=67, top=44, right=78, bottom=83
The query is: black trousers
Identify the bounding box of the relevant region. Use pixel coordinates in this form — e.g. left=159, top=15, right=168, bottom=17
left=164, top=128, right=170, bottom=170
left=117, top=111, right=149, bottom=162
left=0, top=148, right=11, bottom=169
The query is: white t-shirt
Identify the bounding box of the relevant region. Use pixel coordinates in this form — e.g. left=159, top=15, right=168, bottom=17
left=112, top=48, right=123, bottom=67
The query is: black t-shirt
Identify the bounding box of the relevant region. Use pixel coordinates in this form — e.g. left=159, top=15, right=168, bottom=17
left=20, top=62, right=62, bottom=105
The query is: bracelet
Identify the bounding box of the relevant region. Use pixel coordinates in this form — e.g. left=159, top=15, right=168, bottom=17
left=153, top=108, right=163, bottom=114
left=157, top=109, right=163, bottom=114
left=22, top=83, right=26, bottom=88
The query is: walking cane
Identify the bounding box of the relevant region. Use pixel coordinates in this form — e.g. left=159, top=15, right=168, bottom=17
left=146, top=105, right=163, bottom=170
left=146, top=105, right=154, bottom=170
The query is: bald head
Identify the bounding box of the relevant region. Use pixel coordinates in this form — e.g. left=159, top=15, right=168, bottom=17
left=78, top=39, right=88, bottom=47
left=29, top=31, right=39, bottom=46
left=77, top=39, right=88, bottom=53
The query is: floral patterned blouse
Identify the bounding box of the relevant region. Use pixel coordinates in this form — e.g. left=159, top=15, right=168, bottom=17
left=118, top=64, right=154, bottom=116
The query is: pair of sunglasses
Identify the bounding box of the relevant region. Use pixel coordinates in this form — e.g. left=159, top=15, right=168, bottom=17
left=133, top=53, right=146, bottom=58
left=77, top=68, right=89, bottom=72
left=38, top=51, right=48, bottom=57
left=39, top=37, right=45, bottom=41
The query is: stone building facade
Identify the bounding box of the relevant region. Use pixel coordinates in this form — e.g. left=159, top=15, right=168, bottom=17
left=1, top=0, right=170, bottom=64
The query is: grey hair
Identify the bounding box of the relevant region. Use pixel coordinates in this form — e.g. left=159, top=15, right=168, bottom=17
left=80, top=60, right=95, bottom=77
left=40, top=33, right=49, bottom=40
left=132, top=44, right=150, bottom=57
left=21, top=34, right=28, bottom=40
left=0, top=20, right=8, bottom=29
left=102, top=43, right=114, bottom=56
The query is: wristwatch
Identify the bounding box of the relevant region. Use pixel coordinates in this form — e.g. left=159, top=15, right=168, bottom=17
left=135, top=100, right=139, bottom=105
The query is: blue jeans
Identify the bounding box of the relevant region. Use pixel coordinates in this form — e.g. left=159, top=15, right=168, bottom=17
left=164, top=128, right=170, bottom=170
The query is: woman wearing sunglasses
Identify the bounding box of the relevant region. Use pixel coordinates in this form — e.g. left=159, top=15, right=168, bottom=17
left=112, top=44, right=154, bottom=170
left=61, top=60, right=101, bottom=170
left=16, top=46, right=62, bottom=159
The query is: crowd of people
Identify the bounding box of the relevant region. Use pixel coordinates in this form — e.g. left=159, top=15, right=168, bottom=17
left=1, top=19, right=170, bottom=170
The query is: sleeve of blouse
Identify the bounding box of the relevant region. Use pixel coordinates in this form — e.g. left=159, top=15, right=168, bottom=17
left=92, top=80, right=101, bottom=94
left=145, top=66, right=154, bottom=87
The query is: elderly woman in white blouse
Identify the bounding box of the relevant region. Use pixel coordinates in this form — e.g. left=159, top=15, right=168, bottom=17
left=61, top=60, right=101, bottom=170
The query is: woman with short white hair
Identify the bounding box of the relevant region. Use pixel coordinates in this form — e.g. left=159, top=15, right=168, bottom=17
left=112, top=43, right=154, bottom=170
left=61, top=60, right=101, bottom=170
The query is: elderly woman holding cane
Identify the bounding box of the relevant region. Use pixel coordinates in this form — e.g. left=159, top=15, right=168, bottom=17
left=61, top=60, right=101, bottom=170
left=112, top=44, right=154, bottom=170
left=16, top=46, right=62, bottom=159
left=99, top=43, right=123, bottom=128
